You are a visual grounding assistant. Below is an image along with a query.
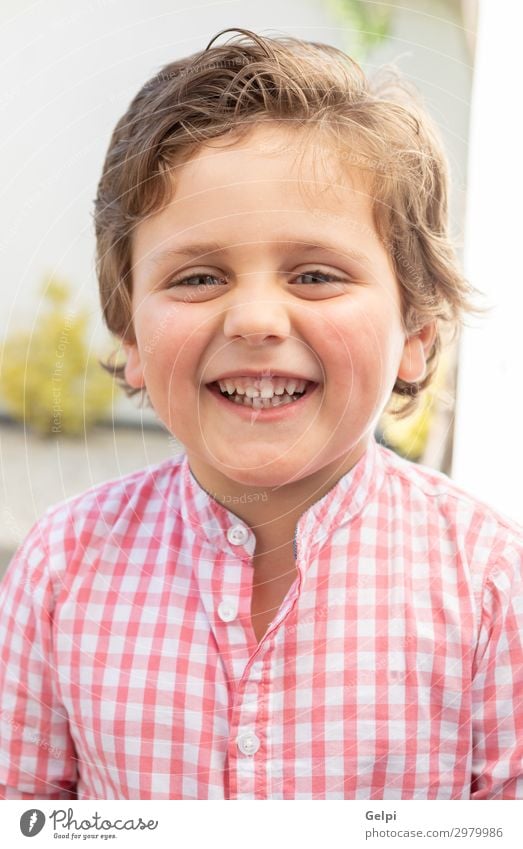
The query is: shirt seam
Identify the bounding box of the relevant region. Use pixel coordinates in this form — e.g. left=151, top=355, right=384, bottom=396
left=471, top=545, right=520, bottom=675
left=380, top=457, right=523, bottom=538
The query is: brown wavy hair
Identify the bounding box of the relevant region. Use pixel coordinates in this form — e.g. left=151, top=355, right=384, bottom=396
left=94, top=27, right=485, bottom=418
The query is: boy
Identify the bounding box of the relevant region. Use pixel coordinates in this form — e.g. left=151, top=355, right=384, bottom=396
left=1, top=28, right=522, bottom=800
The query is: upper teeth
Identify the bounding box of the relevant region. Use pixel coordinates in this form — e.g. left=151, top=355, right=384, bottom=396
left=217, top=377, right=309, bottom=398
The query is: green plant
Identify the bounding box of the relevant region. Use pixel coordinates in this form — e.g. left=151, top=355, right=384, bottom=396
left=323, top=0, right=392, bottom=58
left=0, top=276, right=115, bottom=436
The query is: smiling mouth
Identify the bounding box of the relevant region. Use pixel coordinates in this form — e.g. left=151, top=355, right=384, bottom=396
left=207, top=380, right=318, bottom=408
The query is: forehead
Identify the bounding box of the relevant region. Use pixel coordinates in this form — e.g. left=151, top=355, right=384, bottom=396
left=131, top=124, right=382, bottom=262
left=179, top=123, right=371, bottom=209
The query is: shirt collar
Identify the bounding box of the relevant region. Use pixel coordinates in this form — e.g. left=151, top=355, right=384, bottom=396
left=178, top=435, right=383, bottom=558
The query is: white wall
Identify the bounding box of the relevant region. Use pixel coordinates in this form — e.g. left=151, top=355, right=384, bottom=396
left=363, top=0, right=472, bottom=250
left=452, top=0, right=523, bottom=524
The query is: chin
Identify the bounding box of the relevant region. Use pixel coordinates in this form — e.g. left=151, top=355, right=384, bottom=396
left=225, top=461, right=313, bottom=490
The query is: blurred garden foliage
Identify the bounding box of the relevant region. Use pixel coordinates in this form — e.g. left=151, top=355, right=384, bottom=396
left=0, top=276, right=115, bottom=436
left=378, top=355, right=452, bottom=463
left=324, top=0, right=392, bottom=57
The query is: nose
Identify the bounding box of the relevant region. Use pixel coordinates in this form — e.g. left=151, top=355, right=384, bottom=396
left=221, top=287, right=292, bottom=346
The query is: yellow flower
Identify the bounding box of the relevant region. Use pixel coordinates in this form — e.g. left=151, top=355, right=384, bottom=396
left=0, top=275, right=116, bottom=436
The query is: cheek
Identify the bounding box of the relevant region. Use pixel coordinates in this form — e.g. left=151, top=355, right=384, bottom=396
left=322, top=310, right=387, bottom=385
left=319, top=306, right=400, bottom=398
left=137, top=303, right=196, bottom=381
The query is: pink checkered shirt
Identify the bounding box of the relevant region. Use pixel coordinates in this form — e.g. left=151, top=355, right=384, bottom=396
left=1, top=436, right=523, bottom=800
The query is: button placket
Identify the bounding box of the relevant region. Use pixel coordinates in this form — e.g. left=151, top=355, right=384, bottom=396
left=217, top=598, right=237, bottom=623
left=228, top=657, right=267, bottom=797
left=227, top=524, right=250, bottom=546
left=236, top=731, right=261, bottom=756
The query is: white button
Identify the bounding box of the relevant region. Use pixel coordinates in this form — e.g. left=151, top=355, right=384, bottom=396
left=236, top=732, right=260, bottom=756
left=227, top=524, right=249, bottom=546
left=217, top=599, right=237, bottom=622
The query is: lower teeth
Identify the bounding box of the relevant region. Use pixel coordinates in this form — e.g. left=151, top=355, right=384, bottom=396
left=220, top=391, right=304, bottom=408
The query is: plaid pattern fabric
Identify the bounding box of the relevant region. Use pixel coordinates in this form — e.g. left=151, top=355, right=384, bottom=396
left=1, top=436, right=522, bottom=800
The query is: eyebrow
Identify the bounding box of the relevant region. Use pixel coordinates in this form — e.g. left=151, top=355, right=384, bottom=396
left=146, top=239, right=371, bottom=268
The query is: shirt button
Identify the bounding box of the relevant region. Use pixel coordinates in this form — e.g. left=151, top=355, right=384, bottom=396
left=236, top=732, right=260, bottom=756
left=217, top=599, right=237, bottom=622
left=227, top=524, right=249, bottom=546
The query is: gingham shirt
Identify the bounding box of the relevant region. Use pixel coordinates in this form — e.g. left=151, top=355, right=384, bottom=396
left=1, top=436, right=523, bottom=800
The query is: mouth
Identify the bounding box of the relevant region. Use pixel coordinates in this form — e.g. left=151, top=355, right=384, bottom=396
left=206, top=377, right=319, bottom=409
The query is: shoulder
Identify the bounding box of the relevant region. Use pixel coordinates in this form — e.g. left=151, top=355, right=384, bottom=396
left=43, top=450, right=187, bottom=535
left=377, top=441, right=522, bottom=537
left=375, top=442, right=523, bottom=586
left=9, top=452, right=187, bottom=587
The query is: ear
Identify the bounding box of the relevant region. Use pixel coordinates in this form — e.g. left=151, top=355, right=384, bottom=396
left=122, top=341, right=146, bottom=389
left=397, top=321, right=437, bottom=383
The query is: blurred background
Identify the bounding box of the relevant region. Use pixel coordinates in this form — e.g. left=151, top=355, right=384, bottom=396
left=1, top=0, right=521, bottom=574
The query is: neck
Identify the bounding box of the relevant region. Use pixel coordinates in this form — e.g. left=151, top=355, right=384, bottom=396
left=186, top=436, right=370, bottom=554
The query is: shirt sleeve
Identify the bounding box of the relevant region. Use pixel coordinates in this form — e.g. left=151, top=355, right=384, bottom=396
left=0, top=515, right=78, bottom=799
left=470, top=542, right=523, bottom=799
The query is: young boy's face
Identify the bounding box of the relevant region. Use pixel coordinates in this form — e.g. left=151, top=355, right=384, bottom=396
left=125, top=124, right=433, bottom=493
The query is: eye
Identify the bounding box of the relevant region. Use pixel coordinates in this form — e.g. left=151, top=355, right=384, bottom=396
left=166, top=273, right=226, bottom=287
left=293, top=269, right=345, bottom=285
left=163, top=268, right=350, bottom=293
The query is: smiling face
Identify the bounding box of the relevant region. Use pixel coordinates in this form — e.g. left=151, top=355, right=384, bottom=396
left=124, top=124, right=434, bottom=498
